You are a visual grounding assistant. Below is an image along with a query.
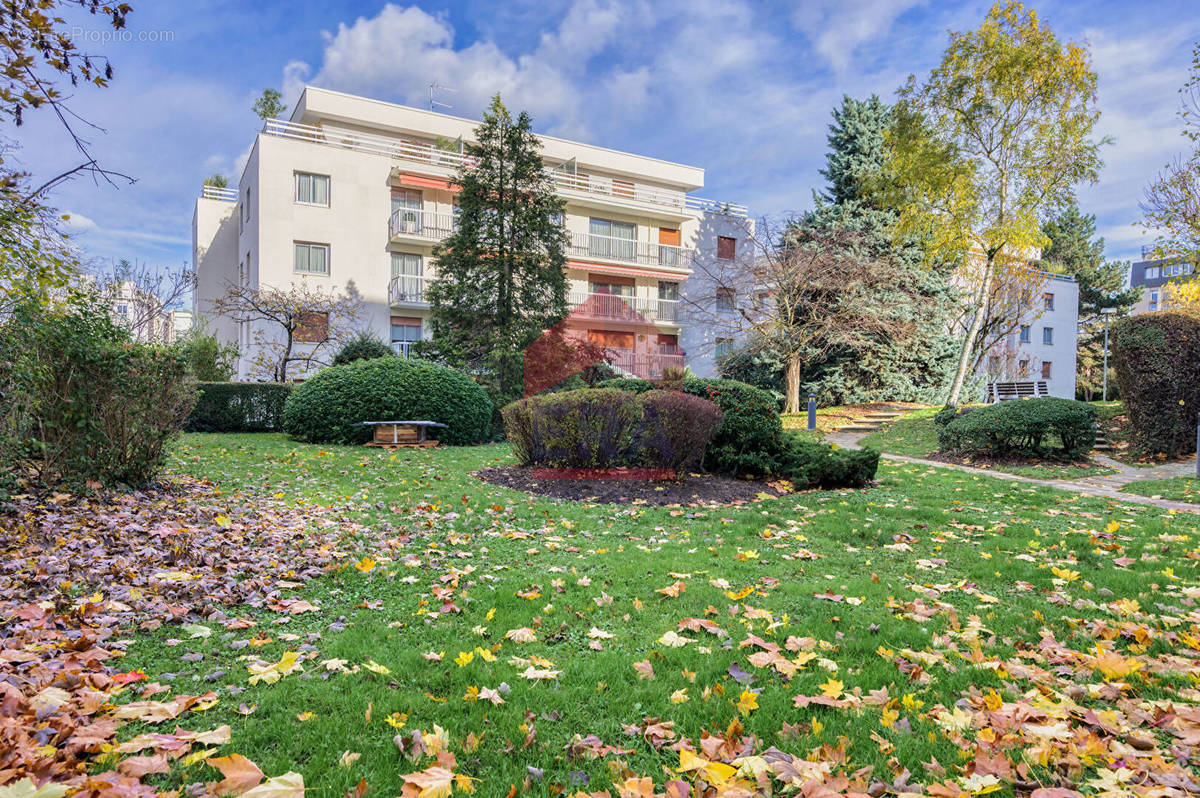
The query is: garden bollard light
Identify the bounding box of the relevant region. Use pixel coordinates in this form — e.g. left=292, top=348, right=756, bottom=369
left=808, top=393, right=817, bottom=431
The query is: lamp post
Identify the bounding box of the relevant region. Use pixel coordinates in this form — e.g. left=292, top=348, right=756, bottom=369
left=1100, top=308, right=1118, bottom=402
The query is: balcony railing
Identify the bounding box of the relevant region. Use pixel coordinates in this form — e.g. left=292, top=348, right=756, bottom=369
left=389, top=208, right=458, bottom=240
left=389, top=274, right=429, bottom=306
left=260, top=117, right=746, bottom=217
left=568, top=231, right=691, bottom=269
left=391, top=341, right=417, bottom=357
left=201, top=185, right=237, bottom=202
left=568, top=291, right=679, bottom=322
left=604, top=348, right=685, bottom=380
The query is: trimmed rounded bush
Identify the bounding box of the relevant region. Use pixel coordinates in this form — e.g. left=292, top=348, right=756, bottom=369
left=680, top=377, right=783, bottom=476
left=332, top=332, right=396, bottom=365
left=937, top=397, right=1096, bottom=459
left=282, top=357, right=491, bottom=445
left=1112, top=312, right=1200, bottom=456
left=637, top=390, right=723, bottom=473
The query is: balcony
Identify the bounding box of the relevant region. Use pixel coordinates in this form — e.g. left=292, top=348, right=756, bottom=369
left=389, top=208, right=457, bottom=241
left=604, top=348, right=685, bottom=380
left=389, top=275, right=429, bottom=306
left=567, top=231, right=691, bottom=270
left=261, top=117, right=746, bottom=217
left=201, top=185, right=237, bottom=202
left=568, top=291, right=679, bottom=323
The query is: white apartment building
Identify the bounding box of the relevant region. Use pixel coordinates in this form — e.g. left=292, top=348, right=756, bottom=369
left=193, top=87, right=748, bottom=382
left=976, top=271, right=1080, bottom=400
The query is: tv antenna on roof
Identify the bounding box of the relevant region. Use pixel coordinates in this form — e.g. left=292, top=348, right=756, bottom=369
left=429, top=82, right=456, bottom=112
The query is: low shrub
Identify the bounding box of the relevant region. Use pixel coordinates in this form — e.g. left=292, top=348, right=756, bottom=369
left=282, top=357, right=491, bottom=445
left=1112, top=312, right=1200, bottom=456
left=0, top=296, right=197, bottom=487
left=503, top=389, right=643, bottom=469
left=681, top=378, right=783, bottom=476
left=593, top=377, right=656, bottom=394
left=636, top=390, right=723, bottom=473
left=937, top=397, right=1096, bottom=459
left=775, top=433, right=880, bottom=489
left=332, top=331, right=396, bottom=366
left=187, top=382, right=293, bottom=432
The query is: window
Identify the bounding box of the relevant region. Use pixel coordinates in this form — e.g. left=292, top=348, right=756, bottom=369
left=716, top=236, right=736, bottom=260
left=1164, top=262, right=1193, bottom=278
left=1042, top=327, right=1053, bottom=345
left=243, top=187, right=250, bottom=222
left=658, top=228, right=681, bottom=266
left=589, top=218, right=636, bottom=260
left=390, top=317, right=422, bottom=355
left=714, top=337, right=733, bottom=359
left=1019, top=325, right=1031, bottom=343
left=294, top=312, right=329, bottom=343
left=657, top=333, right=679, bottom=353
left=294, top=242, right=329, bottom=275
left=716, top=288, right=735, bottom=311
left=1145, top=265, right=1161, bottom=280
left=1018, top=359, right=1030, bottom=377
left=116, top=303, right=128, bottom=317
left=391, top=253, right=424, bottom=303
left=587, top=329, right=635, bottom=349
left=589, top=275, right=634, bottom=297
left=295, top=172, right=330, bottom=206
left=1150, top=289, right=1159, bottom=312
left=657, top=281, right=680, bottom=301
left=1043, top=292, right=1054, bottom=311
left=1041, top=361, right=1052, bottom=379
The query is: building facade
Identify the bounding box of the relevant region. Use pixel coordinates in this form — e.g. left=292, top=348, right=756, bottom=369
left=976, top=271, right=1080, bottom=400
left=1129, top=255, right=1196, bottom=315
left=193, top=87, right=748, bottom=382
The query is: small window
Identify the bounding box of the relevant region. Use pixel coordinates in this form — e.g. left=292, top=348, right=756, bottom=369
left=1018, top=325, right=1031, bottom=343
left=294, top=242, right=329, bottom=275
left=715, top=337, right=733, bottom=358
left=295, top=172, right=330, bottom=206
left=1042, top=327, right=1053, bottom=345
left=390, top=322, right=422, bottom=343
left=1041, top=361, right=1052, bottom=379
left=294, top=312, right=329, bottom=343
left=243, top=187, right=250, bottom=222
left=1018, top=359, right=1030, bottom=377
left=657, top=281, right=679, bottom=301
left=716, top=236, right=736, bottom=260
left=1145, top=266, right=1161, bottom=280
left=1043, top=293, right=1054, bottom=311
left=116, top=303, right=128, bottom=317
left=716, top=288, right=735, bottom=311
left=1149, top=289, right=1159, bottom=312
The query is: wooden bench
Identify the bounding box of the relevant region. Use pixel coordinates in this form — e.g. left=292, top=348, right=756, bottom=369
left=357, top=420, right=448, bottom=448
left=985, top=381, right=1049, bottom=403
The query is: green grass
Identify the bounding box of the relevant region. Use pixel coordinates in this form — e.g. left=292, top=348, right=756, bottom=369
left=859, top=407, right=1118, bottom=480
left=1123, top=474, right=1200, bottom=502
left=113, top=433, right=1200, bottom=795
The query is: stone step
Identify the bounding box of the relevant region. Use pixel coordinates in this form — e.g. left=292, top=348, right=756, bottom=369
left=837, top=424, right=882, bottom=432
left=862, top=412, right=903, bottom=419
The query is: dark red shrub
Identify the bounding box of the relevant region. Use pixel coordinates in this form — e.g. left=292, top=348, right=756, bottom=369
left=1112, top=312, right=1200, bottom=456
left=636, top=390, right=723, bottom=473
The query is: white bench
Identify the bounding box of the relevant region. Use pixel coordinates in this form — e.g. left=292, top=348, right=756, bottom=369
left=985, top=381, right=1049, bottom=403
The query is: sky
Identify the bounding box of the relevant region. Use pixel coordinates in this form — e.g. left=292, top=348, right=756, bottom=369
left=14, top=0, right=1200, bottom=276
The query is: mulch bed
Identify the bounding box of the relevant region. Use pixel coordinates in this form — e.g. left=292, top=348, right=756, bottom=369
left=474, top=466, right=794, bottom=506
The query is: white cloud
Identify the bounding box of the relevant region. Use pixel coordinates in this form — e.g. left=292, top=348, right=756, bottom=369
left=791, top=0, right=926, bottom=73
left=62, top=211, right=97, bottom=232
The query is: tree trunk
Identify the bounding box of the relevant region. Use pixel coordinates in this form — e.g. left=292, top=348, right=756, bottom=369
left=784, top=354, right=802, bottom=415
left=945, top=257, right=994, bottom=408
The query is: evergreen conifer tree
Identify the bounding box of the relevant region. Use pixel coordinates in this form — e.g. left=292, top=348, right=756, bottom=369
left=423, top=95, right=568, bottom=403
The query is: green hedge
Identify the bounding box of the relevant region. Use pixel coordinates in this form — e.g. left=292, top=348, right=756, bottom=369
left=187, top=382, right=293, bottom=432
left=680, top=377, right=783, bottom=476
left=502, top=389, right=723, bottom=473
left=592, top=377, right=656, bottom=394
left=937, top=397, right=1097, bottom=459
left=1112, top=312, right=1200, bottom=456
left=776, top=433, right=880, bottom=489
left=282, top=357, right=492, bottom=445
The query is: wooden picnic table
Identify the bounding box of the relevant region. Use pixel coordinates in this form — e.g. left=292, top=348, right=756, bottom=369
left=357, top=420, right=448, bottom=448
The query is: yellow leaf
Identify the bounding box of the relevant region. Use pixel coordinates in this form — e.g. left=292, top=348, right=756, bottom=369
left=819, top=678, right=844, bottom=699
left=736, top=689, right=759, bottom=716
left=454, top=651, right=474, bottom=667
left=241, top=772, right=305, bottom=798
left=296, top=712, right=316, bottom=722
left=363, top=659, right=390, bottom=675
left=385, top=712, right=408, bottom=728
left=354, top=556, right=376, bottom=573
left=670, top=688, right=689, bottom=704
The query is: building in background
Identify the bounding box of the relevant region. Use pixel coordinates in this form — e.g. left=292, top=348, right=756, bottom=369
left=1129, top=251, right=1196, bottom=314
left=976, top=271, right=1079, bottom=400
left=96, top=279, right=193, bottom=344
left=193, top=86, right=748, bottom=381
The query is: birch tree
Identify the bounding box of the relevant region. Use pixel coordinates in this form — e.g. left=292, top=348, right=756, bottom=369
left=887, top=0, right=1105, bottom=406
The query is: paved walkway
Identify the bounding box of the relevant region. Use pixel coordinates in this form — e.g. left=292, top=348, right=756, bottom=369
left=829, top=430, right=1200, bottom=515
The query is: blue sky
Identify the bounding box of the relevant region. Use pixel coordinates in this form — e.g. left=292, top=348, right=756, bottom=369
left=16, top=0, right=1200, bottom=274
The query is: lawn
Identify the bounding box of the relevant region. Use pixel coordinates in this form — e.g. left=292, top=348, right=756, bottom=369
left=77, top=432, right=1200, bottom=795
left=859, top=407, right=1119, bottom=480
left=1123, top=474, right=1200, bottom=503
